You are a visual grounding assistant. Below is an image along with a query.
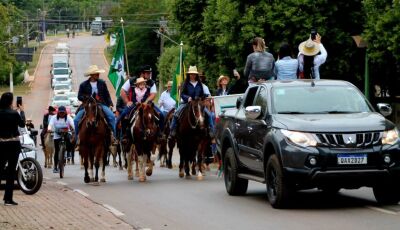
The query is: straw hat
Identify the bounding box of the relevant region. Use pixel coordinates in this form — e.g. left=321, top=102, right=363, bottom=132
left=84, top=65, right=105, bottom=77
left=135, top=77, right=147, bottom=85
left=217, top=75, right=230, bottom=86
left=165, top=81, right=173, bottom=87
left=298, top=39, right=320, bottom=56
left=187, top=65, right=199, bottom=74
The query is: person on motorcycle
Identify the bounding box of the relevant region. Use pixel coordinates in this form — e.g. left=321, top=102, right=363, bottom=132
left=48, top=106, right=75, bottom=173
left=0, top=92, right=26, bottom=206
left=40, top=106, right=56, bottom=150
left=169, top=65, right=214, bottom=138
left=73, top=65, right=116, bottom=141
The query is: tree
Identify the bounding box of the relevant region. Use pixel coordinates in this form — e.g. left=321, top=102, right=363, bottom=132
left=363, top=0, right=400, bottom=96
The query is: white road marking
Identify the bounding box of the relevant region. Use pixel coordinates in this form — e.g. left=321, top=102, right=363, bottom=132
left=56, top=181, right=68, bottom=186
left=73, top=189, right=89, bottom=197
left=103, top=204, right=125, bottom=217
left=365, top=206, right=397, bottom=215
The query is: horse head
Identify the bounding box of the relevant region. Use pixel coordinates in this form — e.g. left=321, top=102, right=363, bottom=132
left=82, top=96, right=99, bottom=129
left=188, top=98, right=206, bottom=130
left=136, top=103, right=159, bottom=140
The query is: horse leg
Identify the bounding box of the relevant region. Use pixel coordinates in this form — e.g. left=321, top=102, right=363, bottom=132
left=197, top=149, right=204, bottom=179
left=100, top=149, right=106, bottom=183
left=134, top=149, right=140, bottom=177
left=167, top=139, right=174, bottom=169
left=89, top=153, right=95, bottom=182
left=178, top=148, right=184, bottom=178
left=80, top=153, right=84, bottom=170
left=82, top=149, right=90, bottom=183
left=127, top=148, right=133, bottom=180
left=138, top=154, right=146, bottom=182
left=146, top=153, right=153, bottom=176
left=117, top=144, right=123, bottom=170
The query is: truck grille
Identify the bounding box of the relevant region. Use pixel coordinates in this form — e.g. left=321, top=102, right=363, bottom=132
left=315, top=132, right=382, bottom=148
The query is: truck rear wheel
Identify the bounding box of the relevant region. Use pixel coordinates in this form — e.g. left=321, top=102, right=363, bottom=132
left=266, top=154, right=292, bottom=209
left=224, top=147, right=248, bottom=195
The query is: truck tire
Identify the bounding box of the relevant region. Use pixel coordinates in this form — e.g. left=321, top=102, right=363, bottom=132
left=373, top=183, right=400, bottom=205
left=224, top=147, right=248, bottom=195
left=265, top=154, right=292, bottom=209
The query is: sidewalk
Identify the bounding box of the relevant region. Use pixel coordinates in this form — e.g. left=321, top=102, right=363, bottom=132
left=0, top=180, right=134, bottom=230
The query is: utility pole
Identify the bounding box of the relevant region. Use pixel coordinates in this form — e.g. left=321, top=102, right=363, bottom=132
left=9, top=65, right=13, bottom=93
left=158, top=17, right=167, bottom=93
left=26, top=20, right=29, bottom=47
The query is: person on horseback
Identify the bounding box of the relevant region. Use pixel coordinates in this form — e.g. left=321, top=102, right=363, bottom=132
left=118, top=65, right=164, bottom=140
left=169, top=65, right=215, bottom=138
left=47, top=106, right=74, bottom=173
left=73, top=65, right=116, bottom=140
left=158, top=81, right=176, bottom=116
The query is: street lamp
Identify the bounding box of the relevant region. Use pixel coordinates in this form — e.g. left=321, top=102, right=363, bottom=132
left=57, top=8, right=67, bottom=30
left=352, top=35, right=369, bottom=99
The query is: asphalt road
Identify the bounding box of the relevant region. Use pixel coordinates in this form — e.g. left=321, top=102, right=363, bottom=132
left=26, top=34, right=400, bottom=230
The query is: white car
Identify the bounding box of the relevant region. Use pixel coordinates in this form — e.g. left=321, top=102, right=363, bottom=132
left=52, top=76, right=72, bottom=88
left=53, top=84, right=72, bottom=95
left=51, top=94, right=71, bottom=107
left=51, top=67, right=71, bottom=78
left=67, top=91, right=80, bottom=107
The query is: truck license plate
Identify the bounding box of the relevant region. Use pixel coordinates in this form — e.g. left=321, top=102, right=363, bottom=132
left=337, top=154, right=367, bottom=165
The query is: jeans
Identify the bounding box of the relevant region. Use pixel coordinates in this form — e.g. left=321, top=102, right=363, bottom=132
left=74, top=104, right=116, bottom=138
left=0, top=141, right=20, bottom=202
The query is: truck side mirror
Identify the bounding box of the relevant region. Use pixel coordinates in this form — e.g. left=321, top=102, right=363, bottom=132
left=236, top=97, right=243, bottom=109
left=377, top=103, right=392, bottom=117
left=245, top=106, right=262, bottom=120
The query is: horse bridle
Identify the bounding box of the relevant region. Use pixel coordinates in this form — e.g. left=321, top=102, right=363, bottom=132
left=85, top=96, right=99, bottom=128
left=188, top=101, right=203, bottom=129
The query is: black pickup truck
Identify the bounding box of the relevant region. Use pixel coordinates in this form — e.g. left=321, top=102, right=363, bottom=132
left=216, top=80, right=400, bottom=208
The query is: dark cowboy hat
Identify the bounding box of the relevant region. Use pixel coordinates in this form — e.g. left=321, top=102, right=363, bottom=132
left=140, top=65, right=152, bottom=73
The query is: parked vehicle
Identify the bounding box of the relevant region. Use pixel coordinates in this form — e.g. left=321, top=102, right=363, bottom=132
left=53, top=84, right=72, bottom=95
left=67, top=91, right=80, bottom=107
left=52, top=76, right=72, bottom=88
left=216, top=80, right=400, bottom=208
left=51, top=94, right=71, bottom=107
left=55, top=43, right=70, bottom=57
left=52, top=54, right=69, bottom=68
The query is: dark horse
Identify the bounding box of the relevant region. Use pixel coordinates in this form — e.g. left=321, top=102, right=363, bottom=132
left=176, top=99, right=208, bottom=178
left=78, top=96, right=110, bottom=184
left=158, top=108, right=176, bottom=169
left=128, top=103, right=160, bottom=182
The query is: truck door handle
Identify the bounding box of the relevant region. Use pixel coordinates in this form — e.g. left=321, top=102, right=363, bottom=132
left=247, top=127, right=253, bottom=131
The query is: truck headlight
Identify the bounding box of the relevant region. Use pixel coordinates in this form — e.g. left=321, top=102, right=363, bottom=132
left=382, top=128, right=399, bottom=145
left=281, top=129, right=317, bottom=147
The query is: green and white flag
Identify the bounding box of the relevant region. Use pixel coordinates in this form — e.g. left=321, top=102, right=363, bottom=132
left=108, top=29, right=125, bottom=96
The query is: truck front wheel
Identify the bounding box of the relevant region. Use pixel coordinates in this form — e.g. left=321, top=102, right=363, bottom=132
left=224, top=147, right=248, bottom=195
left=266, top=154, right=292, bottom=209
left=373, top=182, right=400, bottom=205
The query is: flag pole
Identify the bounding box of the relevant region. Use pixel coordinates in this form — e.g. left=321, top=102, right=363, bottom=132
left=120, top=17, right=130, bottom=77
left=178, top=41, right=183, bottom=102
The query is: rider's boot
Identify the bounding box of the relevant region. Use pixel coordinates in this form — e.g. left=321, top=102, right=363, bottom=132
left=169, top=115, right=178, bottom=139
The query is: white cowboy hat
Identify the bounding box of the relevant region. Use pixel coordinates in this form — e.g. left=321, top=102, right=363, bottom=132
left=135, top=77, right=147, bottom=85
left=217, top=75, right=230, bottom=86
left=165, top=81, right=173, bottom=87
left=187, top=65, right=199, bottom=74
left=298, top=39, right=320, bottom=56
left=84, top=65, right=105, bottom=77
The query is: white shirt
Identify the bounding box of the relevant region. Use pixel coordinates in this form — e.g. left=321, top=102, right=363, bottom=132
left=298, top=44, right=327, bottom=80
left=47, top=114, right=75, bottom=139
left=202, top=83, right=211, bottom=96
left=121, top=79, right=157, bottom=94
left=158, top=90, right=176, bottom=112
left=90, top=81, right=98, bottom=95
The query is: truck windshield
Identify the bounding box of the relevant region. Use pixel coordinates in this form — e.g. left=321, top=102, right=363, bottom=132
left=54, top=63, right=67, bottom=68
left=272, top=86, right=372, bottom=114
left=54, top=69, right=69, bottom=75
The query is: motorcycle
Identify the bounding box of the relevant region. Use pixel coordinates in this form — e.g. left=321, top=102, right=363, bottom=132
left=1, top=127, right=43, bottom=195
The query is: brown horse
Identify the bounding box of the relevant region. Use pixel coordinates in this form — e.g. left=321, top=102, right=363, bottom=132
left=176, top=99, right=208, bottom=178
left=129, top=103, right=160, bottom=182
left=78, top=96, right=110, bottom=184
left=158, top=108, right=176, bottom=169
